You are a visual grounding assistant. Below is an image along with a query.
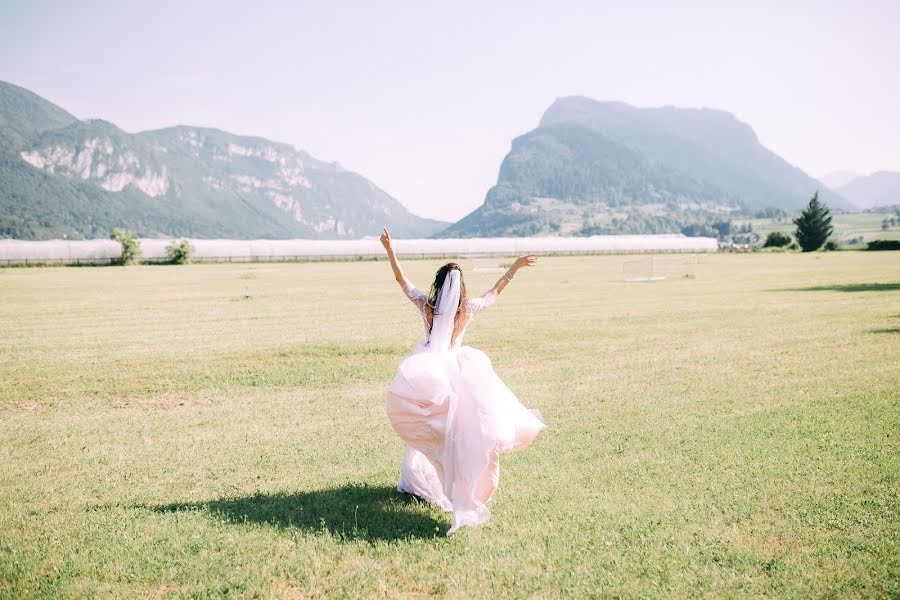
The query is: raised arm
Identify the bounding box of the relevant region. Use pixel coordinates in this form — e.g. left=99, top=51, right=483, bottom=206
left=487, top=254, right=538, bottom=297
left=380, top=227, right=409, bottom=286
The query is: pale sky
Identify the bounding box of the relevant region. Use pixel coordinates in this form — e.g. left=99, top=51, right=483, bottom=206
left=2, top=0, right=898, bottom=222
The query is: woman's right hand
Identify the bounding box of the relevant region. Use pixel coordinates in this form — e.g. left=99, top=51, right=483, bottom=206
left=513, top=254, right=538, bottom=270
left=380, top=227, right=393, bottom=252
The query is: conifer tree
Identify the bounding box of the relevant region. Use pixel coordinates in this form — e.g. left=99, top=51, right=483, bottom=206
left=793, top=192, right=833, bottom=252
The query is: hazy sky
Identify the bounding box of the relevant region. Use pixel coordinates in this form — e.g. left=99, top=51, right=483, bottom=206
left=2, top=0, right=898, bottom=221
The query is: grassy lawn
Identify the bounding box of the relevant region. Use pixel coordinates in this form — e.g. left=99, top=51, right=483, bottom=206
left=739, top=211, right=900, bottom=246
left=1, top=253, right=898, bottom=598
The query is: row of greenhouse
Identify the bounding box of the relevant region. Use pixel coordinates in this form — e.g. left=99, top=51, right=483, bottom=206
left=0, top=235, right=719, bottom=265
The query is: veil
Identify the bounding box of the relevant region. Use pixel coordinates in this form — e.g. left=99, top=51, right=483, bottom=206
left=428, top=269, right=460, bottom=352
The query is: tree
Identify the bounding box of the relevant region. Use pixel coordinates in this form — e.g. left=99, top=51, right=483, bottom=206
left=166, top=239, right=195, bottom=264
left=712, top=220, right=732, bottom=239
left=793, top=192, right=833, bottom=252
left=110, top=228, right=142, bottom=265
left=681, top=223, right=716, bottom=237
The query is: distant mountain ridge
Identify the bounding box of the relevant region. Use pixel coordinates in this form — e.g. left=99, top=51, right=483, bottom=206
left=819, top=170, right=861, bottom=190
left=0, top=81, right=77, bottom=148
left=0, top=80, right=447, bottom=240
left=830, top=171, right=900, bottom=210
left=442, top=96, right=850, bottom=237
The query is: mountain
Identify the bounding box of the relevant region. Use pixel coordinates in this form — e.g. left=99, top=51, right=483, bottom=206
left=0, top=81, right=78, bottom=148
left=442, top=97, right=850, bottom=237
left=832, top=171, right=900, bottom=210
left=0, top=80, right=447, bottom=240
left=819, top=170, right=861, bottom=190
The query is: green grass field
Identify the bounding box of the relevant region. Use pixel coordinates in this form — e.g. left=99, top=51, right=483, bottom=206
left=1, top=253, right=898, bottom=598
left=739, top=210, right=900, bottom=245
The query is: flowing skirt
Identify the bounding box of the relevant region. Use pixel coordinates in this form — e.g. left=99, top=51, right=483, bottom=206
left=386, top=345, right=545, bottom=535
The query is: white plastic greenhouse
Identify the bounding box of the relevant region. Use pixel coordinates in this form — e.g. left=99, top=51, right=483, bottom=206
left=0, top=235, right=719, bottom=265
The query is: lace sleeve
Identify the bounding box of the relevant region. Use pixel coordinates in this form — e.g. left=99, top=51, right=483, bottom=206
left=467, top=290, right=497, bottom=316
left=401, top=279, right=428, bottom=311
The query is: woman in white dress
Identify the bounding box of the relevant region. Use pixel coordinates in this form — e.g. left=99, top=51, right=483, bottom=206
left=380, top=228, right=546, bottom=535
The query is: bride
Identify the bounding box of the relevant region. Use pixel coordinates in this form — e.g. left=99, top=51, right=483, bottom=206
left=380, top=228, right=546, bottom=535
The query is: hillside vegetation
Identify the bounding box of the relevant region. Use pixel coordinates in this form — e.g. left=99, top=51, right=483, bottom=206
left=0, top=81, right=446, bottom=240
left=442, top=97, right=850, bottom=237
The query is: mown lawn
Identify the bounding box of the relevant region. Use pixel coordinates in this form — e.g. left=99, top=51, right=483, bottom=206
left=742, top=211, right=900, bottom=245
left=1, top=252, right=898, bottom=598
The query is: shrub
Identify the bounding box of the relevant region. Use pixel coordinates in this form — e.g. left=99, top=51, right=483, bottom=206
left=763, top=231, right=792, bottom=248
left=823, top=239, right=840, bottom=251
left=166, top=239, right=195, bottom=264
left=110, top=228, right=142, bottom=265
left=866, top=239, right=900, bottom=251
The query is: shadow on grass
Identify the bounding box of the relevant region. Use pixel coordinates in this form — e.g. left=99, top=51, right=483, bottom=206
left=150, top=483, right=445, bottom=542
left=868, top=327, right=900, bottom=334
left=771, top=282, right=900, bottom=293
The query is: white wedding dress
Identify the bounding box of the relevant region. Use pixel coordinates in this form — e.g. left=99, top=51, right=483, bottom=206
left=386, top=271, right=545, bottom=535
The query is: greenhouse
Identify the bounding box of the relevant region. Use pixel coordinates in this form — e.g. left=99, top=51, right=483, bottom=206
left=0, top=235, right=719, bottom=265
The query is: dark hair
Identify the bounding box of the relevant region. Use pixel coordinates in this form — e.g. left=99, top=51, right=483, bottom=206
left=427, top=262, right=469, bottom=344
